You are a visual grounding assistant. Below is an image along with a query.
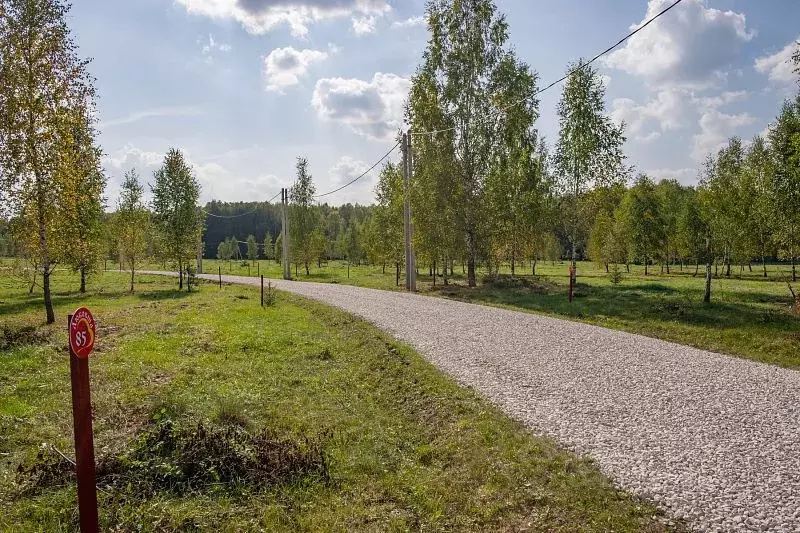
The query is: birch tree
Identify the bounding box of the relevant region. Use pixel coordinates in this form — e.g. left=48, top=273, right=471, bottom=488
left=555, top=61, right=625, bottom=285
left=151, top=148, right=203, bottom=290
left=115, top=169, right=149, bottom=292
left=61, top=108, right=105, bottom=293
left=246, top=234, right=257, bottom=264
left=289, top=157, right=319, bottom=276
left=0, top=0, right=98, bottom=323
left=412, top=0, right=538, bottom=287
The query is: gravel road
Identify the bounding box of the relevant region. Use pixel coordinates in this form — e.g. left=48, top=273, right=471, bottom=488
left=148, top=272, right=800, bottom=532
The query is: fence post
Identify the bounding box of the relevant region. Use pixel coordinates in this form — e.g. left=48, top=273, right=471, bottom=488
left=219, top=266, right=222, bottom=289
left=261, top=275, right=264, bottom=307
left=68, top=314, right=99, bottom=533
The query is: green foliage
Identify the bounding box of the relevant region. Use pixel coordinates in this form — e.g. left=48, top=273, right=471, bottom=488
left=246, top=234, right=258, bottom=263
left=768, top=97, right=800, bottom=281
left=115, top=169, right=149, bottom=292
left=0, top=0, right=99, bottom=322
left=262, top=232, right=273, bottom=260
left=555, top=61, right=625, bottom=265
left=616, top=175, right=666, bottom=274
left=288, top=157, right=321, bottom=276
left=608, top=263, right=623, bottom=286
left=150, top=148, right=203, bottom=289
left=411, top=0, right=542, bottom=286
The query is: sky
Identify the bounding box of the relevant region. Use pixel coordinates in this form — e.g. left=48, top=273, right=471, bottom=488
left=68, top=0, right=800, bottom=206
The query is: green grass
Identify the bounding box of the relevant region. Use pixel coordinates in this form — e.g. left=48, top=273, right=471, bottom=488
left=0, top=270, right=677, bottom=531
left=169, top=258, right=800, bottom=369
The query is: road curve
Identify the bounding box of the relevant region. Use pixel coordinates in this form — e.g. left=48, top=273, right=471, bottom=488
left=145, top=271, right=800, bottom=532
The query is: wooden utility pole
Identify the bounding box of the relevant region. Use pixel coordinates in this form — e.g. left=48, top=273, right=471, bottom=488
left=402, top=131, right=416, bottom=292
left=281, top=188, right=291, bottom=280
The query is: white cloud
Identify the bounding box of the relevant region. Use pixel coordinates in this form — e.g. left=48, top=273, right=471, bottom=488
left=98, top=106, right=207, bottom=129
left=326, top=156, right=376, bottom=203
left=648, top=167, right=698, bottom=185
left=603, top=0, right=755, bottom=88
left=175, top=0, right=390, bottom=38
left=391, top=15, right=425, bottom=29
left=755, top=37, right=799, bottom=85
left=199, top=33, right=231, bottom=56
left=351, top=15, right=376, bottom=35
left=311, top=72, right=410, bottom=141
left=692, top=90, right=749, bottom=110
left=102, top=144, right=284, bottom=205
left=611, top=89, right=688, bottom=141
left=263, top=46, right=328, bottom=92
left=692, top=109, right=755, bottom=161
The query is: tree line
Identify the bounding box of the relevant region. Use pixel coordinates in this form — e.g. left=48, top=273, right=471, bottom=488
left=365, top=0, right=800, bottom=303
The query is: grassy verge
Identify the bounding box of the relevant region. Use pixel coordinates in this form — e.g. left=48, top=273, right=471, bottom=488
left=161, top=258, right=800, bottom=369
left=0, top=271, right=677, bottom=531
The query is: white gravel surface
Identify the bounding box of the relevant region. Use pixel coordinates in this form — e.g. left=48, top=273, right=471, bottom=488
left=148, top=272, right=800, bottom=532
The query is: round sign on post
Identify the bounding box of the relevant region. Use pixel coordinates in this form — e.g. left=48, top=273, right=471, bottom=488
left=69, top=307, right=96, bottom=358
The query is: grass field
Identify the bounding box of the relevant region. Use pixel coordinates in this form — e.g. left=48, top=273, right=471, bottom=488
left=146, top=257, right=800, bottom=370
left=0, top=270, right=677, bottom=531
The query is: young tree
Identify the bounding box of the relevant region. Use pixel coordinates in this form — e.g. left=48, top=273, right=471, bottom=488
left=769, top=98, right=800, bottom=281
left=676, top=188, right=707, bottom=276
left=61, top=111, right=105, bottom=293
left=411, top=0, right=539, bottom=287
left=555, top=61, right=625, bottom=285
left=274, top=233, right=283, bottom=264
left=0, top=0, right=99, bottom=323
left=263, top=232, right=273, bottom=260
left=150, top=148, right=203, bottom=290
left=289, top=157, right=320, bottom=276
left=246, top=234, right=258, bottom=264
left=374, top=162, right=406, bottom=285
left=587, top=210, right=615, bottom=270
left=216, top=240, right=230, bottom=261
left=654, top=179, right=685, bottom=273
left=617, top=175, right=665, bottom=276
left=116, top=169, right=149, bottom=292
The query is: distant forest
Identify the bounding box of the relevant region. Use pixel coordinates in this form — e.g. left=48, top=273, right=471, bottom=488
left=202, top=200, right=373, bottom=261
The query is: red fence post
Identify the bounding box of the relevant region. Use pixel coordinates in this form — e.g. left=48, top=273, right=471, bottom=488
left=68, top=313, right=99, bottom=533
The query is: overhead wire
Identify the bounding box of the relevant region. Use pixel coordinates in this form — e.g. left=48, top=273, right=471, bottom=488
left=410, top=0, right=685, bottom=137
left=313, top=139, right=403, bottom=199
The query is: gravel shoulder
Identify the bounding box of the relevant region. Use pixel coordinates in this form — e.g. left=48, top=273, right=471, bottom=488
left=147, top=271, right=800, bottom=532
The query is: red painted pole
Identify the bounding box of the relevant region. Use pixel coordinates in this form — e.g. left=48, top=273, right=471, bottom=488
left=68, top=314, right=99, bottom=533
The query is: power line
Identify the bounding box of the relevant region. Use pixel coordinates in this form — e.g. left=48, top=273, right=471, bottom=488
left=411, top=0, right=685, bottom=137
left=314, top=140, right=402, bottom=199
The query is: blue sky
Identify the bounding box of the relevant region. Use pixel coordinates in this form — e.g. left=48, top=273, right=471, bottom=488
left=68, top=0, right=800, bottom=206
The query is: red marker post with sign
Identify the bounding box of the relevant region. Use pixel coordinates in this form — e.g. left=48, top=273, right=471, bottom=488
left=68, top=307, right=99, bottom=533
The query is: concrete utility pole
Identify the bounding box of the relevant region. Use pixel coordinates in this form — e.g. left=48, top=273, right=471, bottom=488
left=197, top=240, right=204, bottom=274
left=402, top=131, right=417, bottom=292
left=281, top=188, right=291, bottom=280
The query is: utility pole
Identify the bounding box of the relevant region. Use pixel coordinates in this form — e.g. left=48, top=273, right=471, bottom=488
left=402, top=131, right=416, bottom=292
left=281, top=188, right=291, bottom=280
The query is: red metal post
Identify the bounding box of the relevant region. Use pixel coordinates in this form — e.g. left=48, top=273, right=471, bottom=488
left=68, top=314, right=99, bottom=533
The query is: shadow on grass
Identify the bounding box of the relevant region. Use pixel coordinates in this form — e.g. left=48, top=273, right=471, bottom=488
left=439, top=275, right=799, bottom=337
left=0, top=283, right=194, bottom=318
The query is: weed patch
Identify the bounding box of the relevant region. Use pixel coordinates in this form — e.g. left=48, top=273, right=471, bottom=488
left=16, top=414, right=329, bottom=499
left=0, top=323, right=51, bottom=351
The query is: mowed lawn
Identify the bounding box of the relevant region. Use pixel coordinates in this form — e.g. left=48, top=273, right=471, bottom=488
left=0, top=270, right=677, bottom=531
left=168, top=258, right=800, bottom=369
